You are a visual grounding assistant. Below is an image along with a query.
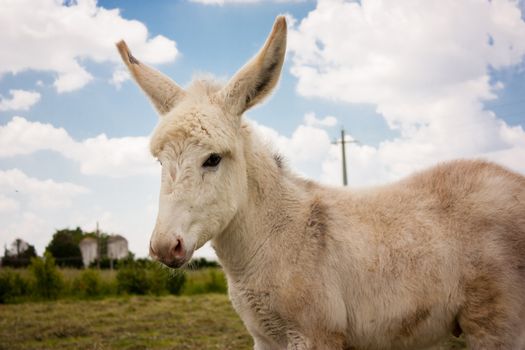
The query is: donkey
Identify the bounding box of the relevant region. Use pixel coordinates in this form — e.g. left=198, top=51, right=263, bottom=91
left=117, top=16, right=525, bottom=350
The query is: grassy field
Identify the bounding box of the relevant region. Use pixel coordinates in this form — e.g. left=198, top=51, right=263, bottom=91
left=0, top=293, right=467, bottom=350
left=0, top=294, right=251, bottom=350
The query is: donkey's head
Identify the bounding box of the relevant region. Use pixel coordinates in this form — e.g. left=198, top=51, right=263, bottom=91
left=117, top=17, right=286, bottom=268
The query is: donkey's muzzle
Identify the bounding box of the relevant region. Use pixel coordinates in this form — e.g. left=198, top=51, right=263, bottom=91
left=150, top=236, right=188, bottom=268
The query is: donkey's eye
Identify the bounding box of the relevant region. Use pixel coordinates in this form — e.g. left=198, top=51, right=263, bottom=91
left=203, top=153, right=222, bottom=168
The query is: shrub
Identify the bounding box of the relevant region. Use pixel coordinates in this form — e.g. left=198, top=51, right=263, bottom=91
left=0, top=272, right=13, bottom=303
left=29, top=252, right=63, bottom=299
left=74, top=269, right=103, bottom=297
left=0, top=271, right=32, bottom=303
left=117, top=265, right=149, bottom=295
left=11, top=272, right=30, bottom=298
left=166, top=271, right=186, bottom=295
left=147, top=264, right=169, bottom=296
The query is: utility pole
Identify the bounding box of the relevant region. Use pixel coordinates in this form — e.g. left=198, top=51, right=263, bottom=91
left=96, top=222, right=100, bottom=269
left=332, top=128, right=359, bottom=186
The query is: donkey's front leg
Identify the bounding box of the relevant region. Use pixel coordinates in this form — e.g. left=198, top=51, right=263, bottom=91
left=253, top=336, right=277, bottom=350
left=286, top=330, right=309, bottom=350
left=286, top=330, right=348, bottom=350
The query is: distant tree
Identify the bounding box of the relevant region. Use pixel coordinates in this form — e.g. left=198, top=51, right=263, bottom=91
left=46, top=227, right=83, bottom=268
left=1, top=238, right=37, bottom=268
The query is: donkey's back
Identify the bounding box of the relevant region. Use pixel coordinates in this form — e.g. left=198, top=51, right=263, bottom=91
left=328, top=160, right=525, bottom=349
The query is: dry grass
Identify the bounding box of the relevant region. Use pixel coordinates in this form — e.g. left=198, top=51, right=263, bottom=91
left=0, top=294, right=251, bottom=350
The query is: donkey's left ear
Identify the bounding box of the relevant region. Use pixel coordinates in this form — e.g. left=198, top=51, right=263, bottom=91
left=219, top=16, right=287, bottom=116
left=116, top=40, right=185, bottom=116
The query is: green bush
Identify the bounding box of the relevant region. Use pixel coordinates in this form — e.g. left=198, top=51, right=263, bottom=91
left=29, top=252, right=63, bottom=300
left=117, top=265, right=149, bottom=295
left=0, top=270, right=32, bottom=303
left=74, top=269, right=103, bottom=297
left=0, top=271, right=14, bottom=303
left=166, top=271, right=186, bottom=295
left=146, top=264, right=186, bottom=296
left=11, top=272, right=30, bottom=298
left=147, top=264, right=169, bottom=296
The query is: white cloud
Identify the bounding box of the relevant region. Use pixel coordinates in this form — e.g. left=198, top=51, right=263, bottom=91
left=250, top=117, right=333, bottom=178
left=190, top=0, right=304, bottom=4
left=0, top=116, right=74, bottom=157
left=0, top=194, right=20, bottom=213
left=250, top=113, right=339, bottom=179
left=303, top=112, right=337, bottom=127
left=0, top=89, right=41, bottom=111
left=77, top=134, right=155, bottom=177
left=0, top=116, right=157, bottom=178
left=0, top=169, right=89, bottom=210
left=2, top=211, right=48, bottom=255
left=54, top=65, right=94, bottom=93
left=191, top=0, right=259, bottom=3
left=287, top=0, right=525, bottom=186
left=0, top=0, right=179, bottom=93
left=109, top=68, right=130, bottom=89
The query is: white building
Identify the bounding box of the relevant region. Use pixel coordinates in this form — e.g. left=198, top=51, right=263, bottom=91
left=79, top=237, right=98, bottom=268
left=107, top=235, right=128, bottom=260
left=78, top=234, right=129, bottom=268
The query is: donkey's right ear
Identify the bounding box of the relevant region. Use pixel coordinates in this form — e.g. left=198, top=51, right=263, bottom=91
left=218, top=16, right=287, bottom=117
left=116, top=41, right=185, bottom=116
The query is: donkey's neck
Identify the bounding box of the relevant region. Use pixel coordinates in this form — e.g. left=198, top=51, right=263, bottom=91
left=212, top=124, right=312, bottom=279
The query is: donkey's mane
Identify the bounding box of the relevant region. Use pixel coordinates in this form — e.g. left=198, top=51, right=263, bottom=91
left=186, top=78, right=224, bottom=98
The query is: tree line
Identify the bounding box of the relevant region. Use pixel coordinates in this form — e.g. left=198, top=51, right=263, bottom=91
left=2, top=227, right=219, bottom=269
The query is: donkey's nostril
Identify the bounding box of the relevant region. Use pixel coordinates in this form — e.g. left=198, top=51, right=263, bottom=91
left=151, top=236, right=187, bottom=268
left=171, top=238, right=185, bottom=259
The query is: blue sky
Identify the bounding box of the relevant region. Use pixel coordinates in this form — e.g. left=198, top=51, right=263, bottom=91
left=1, top=0, right=524, bottom=259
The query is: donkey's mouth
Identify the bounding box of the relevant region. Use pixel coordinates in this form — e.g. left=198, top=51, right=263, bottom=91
left=161, top=247, right=194, bottom=269
left=150, top=238, right=195, bottom=269
left=164, top=258, right=188, bottom=269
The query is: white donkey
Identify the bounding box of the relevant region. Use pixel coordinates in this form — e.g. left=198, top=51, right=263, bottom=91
left=117, top=17, right=525, bottom=350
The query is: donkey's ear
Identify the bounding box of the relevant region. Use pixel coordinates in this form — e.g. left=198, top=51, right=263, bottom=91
left=116, top=41, right=185, bottom=116
left=219, top=16, right=287, bottom=116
